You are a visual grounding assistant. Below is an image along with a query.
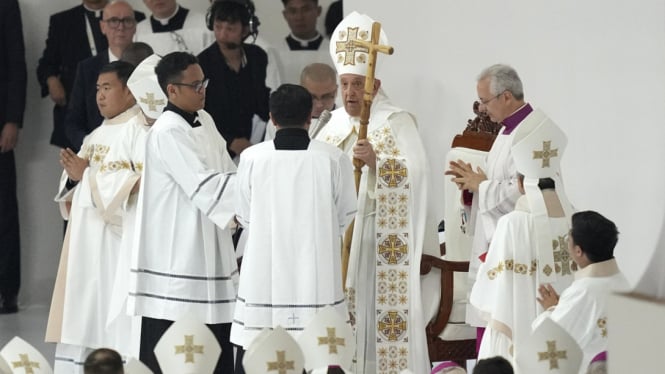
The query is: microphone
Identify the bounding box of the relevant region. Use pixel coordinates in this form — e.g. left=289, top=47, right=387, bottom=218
left=309, top=109, right=332, bottom=139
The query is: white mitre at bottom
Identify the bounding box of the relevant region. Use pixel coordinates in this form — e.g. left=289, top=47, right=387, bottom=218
left=516, top=317, right=582, bottom=373
left=0, top=336, right=52, bottom=374
left=153, top=317, right=221, bottom=374
left=243, top=326, right=305, bottom=374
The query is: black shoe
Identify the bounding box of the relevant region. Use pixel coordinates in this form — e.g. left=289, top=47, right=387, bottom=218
left=0, top=295, right=18, bottom=314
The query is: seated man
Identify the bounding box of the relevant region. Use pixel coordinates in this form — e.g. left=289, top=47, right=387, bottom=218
left=535, top=210, right=630, bottom=372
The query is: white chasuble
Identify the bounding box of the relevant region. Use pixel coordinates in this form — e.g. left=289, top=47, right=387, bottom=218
left=47, top=105, right=146, bottom=358
left=469, top=195, right=576, bottom=372
left=127, top=109, right=239, bottom=324
left=134, top=11, right=210, bottom=56
left=316, top=90, right=439, bottom=374
left=229, top=138, right=356, bottom=348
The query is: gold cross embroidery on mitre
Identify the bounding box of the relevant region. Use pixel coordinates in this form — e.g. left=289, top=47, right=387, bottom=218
left=267, top=350, right=295, bottom=374
left=378, top=234, right=408, bottom=265
left=12, top=354, right=40, bottom=374
left=140, top=92, right=166, bottom=112
left=335, top=27, right=370, bottom=65
left=377, top=311, right=407, bottom=341
left=533, top=140, right=559, bottom=168
left=318, top=327, right=345, bottom=354
left=174, top=335, right=204, bottom=363
left=537, top=340, right=568, bottom=369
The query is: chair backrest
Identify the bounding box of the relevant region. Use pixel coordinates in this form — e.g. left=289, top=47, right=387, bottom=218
left=422, top=103, right=501, bottom=367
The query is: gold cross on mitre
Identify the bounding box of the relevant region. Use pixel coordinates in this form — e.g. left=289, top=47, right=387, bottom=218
left=12, top=353, right=40, bottom=374
left=533, top=140, right=559, bottom=168
left=318, top=327, right=345, bottom=354
left=537, top=340, right=568, bottom=369
left=174, top=335, right=204, bottom=363
left=266, top=350, right=295, bottom=374
left=140, top=92, right=166, bottom=112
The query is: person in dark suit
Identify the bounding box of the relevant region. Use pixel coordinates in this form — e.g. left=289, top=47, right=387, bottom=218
left=64, top=0, right=141, bottom=151
left=0, top=0, right=27, bottom=314
left=37, top=1, right=145, bottom=150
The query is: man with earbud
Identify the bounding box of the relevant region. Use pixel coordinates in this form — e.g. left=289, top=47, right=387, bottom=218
left=198, top=0, right=270, bottom=161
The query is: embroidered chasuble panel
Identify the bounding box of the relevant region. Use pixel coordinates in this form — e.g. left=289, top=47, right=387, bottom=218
left=81, top=142, right=144, bottom=173
left=361, top=126, right=412, bottom=373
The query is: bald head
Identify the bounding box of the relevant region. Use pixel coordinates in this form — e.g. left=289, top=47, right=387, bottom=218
left=300, top=63, right=337, bottom=117
left=101, top=1, right=137, bottom=56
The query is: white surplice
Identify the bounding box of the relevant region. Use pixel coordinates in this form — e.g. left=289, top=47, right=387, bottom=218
left=469, top=194, right=576, bottom=371
left=533, top=258, right=630, bottom=373
left=229, top=136, right=356, bottom=348
left=274, top=36, right=331, bottom=85
left=46, top=105, right=147, bottom=371
left=127, top=109, right=239, bottom=324
left=316, top=89, right=440, bottom=374
left=134, top=10, right=210, bottom=56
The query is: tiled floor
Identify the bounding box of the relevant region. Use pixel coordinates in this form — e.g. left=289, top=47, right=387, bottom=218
left=0, top=302, right=56, bottom=367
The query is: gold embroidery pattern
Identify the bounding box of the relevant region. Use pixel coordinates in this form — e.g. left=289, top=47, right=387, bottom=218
left=537, top=340, right=567, bottom=369
left=318, top=327, right=345, bottom=354
left=267, top=351, right=295, bottom=374
left=375, top=139, right=411, bottom=373
left=487, top=260, right=537, bottom=280
left=11, top=354, right=40, bottom=374
left=335, top=27, right=370, bottom=65
left=533, top=140, right=559, bottom=168
left=345, top=287, right=356, bottom=326
left=174, top=335, right=204, bottom=363
left=81, top=144, right=110, bottom=167
left=597, top=317, right=607, bottom=338
left=99, top=160, right=143, bottom=173
left=552, top=236, right=578, bottom=275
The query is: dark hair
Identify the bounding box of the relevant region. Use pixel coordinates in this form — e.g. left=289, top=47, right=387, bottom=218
left=473, top=356, right=514, bottom=374
left=570, top=211, right=619, bottom=263
left=155, top=52, right=198, bottom=95
left=120, top=42, right=154, bottom=67
left=83, top=348, right=123, bottom=374
left=281, top=0, right=319, bottom=5
left=99, top=61, right=135, bottom=86
left=207, top=0, right=252, bottom=28
left=269, top=84, right=312, bottom=128
left=517, top=174, right=556, bottom=190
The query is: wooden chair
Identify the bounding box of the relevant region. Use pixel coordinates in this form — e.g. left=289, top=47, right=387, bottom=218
left=421, top=250, right=476, bottom=367
left=422, top=103, right=501, bottom=367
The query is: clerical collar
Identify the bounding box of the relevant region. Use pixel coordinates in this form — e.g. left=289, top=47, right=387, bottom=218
left=274, top=127, right=310, bottom=150
left=165, top=102, right=200, bottom=128
left=108, top=49, right=120, bottom=63
left=83, top=4, right=103, bottom=18
left=501, top=103, right=532, bottom=135
left=150, top=5, right=188, bottom=32
left=575, top=258, right=620, bottom=280
left=286, top=33, right=323, bottom=51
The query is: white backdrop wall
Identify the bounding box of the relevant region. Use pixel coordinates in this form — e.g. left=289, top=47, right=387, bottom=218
left=13, top=0, right=335, bottom=306
left=12, top=0, right=665, bottom=308
left=344, top=0, right=665, bottom=286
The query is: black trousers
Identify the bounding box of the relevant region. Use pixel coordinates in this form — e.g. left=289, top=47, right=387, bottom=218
left=0, top=150, right=20, bottom=299
left=139, top=317, right=234, bottom=373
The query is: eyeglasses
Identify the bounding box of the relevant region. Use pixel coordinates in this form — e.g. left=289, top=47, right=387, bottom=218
left=478, top=91, right=506, bottom=105
left=172, top=78, right=210, bottom=94
left=103, top=17, right=137, bottom=29
left=311, top=91, right=336, bottom=103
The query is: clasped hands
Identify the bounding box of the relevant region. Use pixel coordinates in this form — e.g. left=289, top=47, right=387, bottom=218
left=60, top=148, right=88, bottom=182
left=444, top=159, right=487, bottom=193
